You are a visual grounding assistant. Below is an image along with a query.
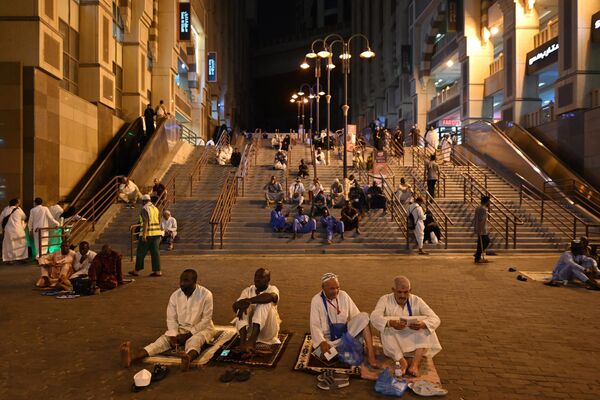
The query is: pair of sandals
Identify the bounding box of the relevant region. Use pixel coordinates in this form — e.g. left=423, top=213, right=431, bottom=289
left=316, top=370, right=350, bottom=390
left=407, top=380, right=448, bottom=397
left=219, top=368, right=251, bottom=383
left=128, top=271, right=162, bottom=277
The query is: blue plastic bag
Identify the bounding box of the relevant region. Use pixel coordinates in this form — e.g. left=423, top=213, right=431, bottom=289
left=374, top=368, right=408, bottom=397
left=336, top=332, right=364, bottom=366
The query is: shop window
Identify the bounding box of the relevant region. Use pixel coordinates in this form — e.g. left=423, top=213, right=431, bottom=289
left=59, top=19, right=79, bottom=95
left=211, top=96, right=218, bottom=120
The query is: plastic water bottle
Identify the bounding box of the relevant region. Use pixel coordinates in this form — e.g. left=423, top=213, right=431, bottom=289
left=394, top=361, right=403, bottom=378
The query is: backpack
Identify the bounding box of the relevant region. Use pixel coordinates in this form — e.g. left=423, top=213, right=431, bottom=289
left=407, top=206, right=419, bottom=230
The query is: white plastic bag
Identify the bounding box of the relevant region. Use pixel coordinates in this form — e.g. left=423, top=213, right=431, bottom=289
left=430, top=232, right=439, bottom=244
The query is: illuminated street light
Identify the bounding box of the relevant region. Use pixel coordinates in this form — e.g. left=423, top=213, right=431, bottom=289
left=317, top=49, right=331, bottom=58
left=359, top=48, right=375, bottom=58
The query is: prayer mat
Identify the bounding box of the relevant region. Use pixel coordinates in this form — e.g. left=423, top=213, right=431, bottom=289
left=212, top=332, right=290, bottom=368
left=519, top=271, right=552, bottom=282
left=142, top=325, right=237, bottom=368
left=292, top=334, right=361, bottom=377
left=359, top=337, right=441, bottom=384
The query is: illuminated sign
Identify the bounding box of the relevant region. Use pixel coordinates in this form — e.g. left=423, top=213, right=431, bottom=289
left=526, top=37, right=559, bottom=74
left=441, top=119, right=461, bottom=127
left=207, top=52, right=217, bottom=82
left=179, top=3, right=191, bottom=41
left=592, top=11, right=600, bottom=43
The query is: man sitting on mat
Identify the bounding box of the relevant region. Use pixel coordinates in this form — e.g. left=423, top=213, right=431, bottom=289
left=546, top=240, right=600, bottom=290
left=310, top=272, right=377, bottom=367
left=89, top=244, right=123, bottom=292
left=35, top=242, right=76, bottom=290
left=120, top=269, right=216, bottom=371
left=231, top=268, right=281, bottom=357
left=370, top=276, right=442, bottom=376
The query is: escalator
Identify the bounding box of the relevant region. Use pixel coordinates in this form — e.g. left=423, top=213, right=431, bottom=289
left=460, top=120, right=600, bottom=219
left=63, top=117, right=154, bottom=217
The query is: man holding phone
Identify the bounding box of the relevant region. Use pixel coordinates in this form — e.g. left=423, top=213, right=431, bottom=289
left=370, top=276, right=441, bottom=376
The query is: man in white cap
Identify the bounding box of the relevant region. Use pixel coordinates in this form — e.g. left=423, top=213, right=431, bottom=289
left=289, top=177, right=305, bottom=206
left=310, top=272, right=377, bottom=367
left=120, top=269, right=215, bottom=371
left=231, top=268, right=281, bottom=357
left=370, top=276, right=441, bottom=376
left=129, top=194, right=162, bottom=277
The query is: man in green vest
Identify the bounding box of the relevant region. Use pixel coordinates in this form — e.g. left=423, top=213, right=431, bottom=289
left=129, top=194, right=162, bottom=277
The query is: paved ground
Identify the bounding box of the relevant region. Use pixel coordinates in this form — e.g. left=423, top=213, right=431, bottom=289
left=1, top=253, right=599, bottom=400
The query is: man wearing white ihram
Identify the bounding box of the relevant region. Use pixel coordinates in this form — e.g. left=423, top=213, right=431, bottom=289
left=310, top=272, right=377, bottom=367
left=370, top=276, right=441, bottom=376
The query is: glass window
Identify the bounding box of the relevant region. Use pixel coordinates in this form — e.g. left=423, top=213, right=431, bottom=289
left=59, top=18, right=78, bottom=95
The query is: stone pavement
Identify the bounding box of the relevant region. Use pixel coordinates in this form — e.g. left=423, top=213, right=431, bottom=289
left=1, top=253, right=599, bottom=400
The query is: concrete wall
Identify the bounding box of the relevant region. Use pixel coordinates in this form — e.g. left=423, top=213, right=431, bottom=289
left=0, top=62, right=23, bottom=202
left=584, top=107, right=600, bottom=188
left=58, top=88, right=99, bottom=197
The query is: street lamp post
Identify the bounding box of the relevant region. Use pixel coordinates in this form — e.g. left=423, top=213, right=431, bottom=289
left=314, top=33, right=375, bottom=181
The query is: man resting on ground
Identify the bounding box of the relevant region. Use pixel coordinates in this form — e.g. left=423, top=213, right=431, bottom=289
left=293, top=206, right=316, bottom=240
left=70, top=241, right=97, bottom=279
left=546, top=240, right=600, bottom=290
left=370, top=276, right=442, bottom=376
left=320, top=208, right=344, bottom=244
left=89, top=244, right=123, bottom=291
left=310, top=273, right=377, bottom=367
left=36, top=242, right=76, bottom=289
left=231, top=268, right=281, bottom=357
left=269, top=203, right=289, bottom=232
left=120, top=269, right=216, bottom=371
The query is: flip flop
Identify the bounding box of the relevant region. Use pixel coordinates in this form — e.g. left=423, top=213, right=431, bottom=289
left=219, top=369, right=236, bottom=383
left=517, top=275, right=528, bottom=282
left=317, top=371, right=349, bottom=383
left=508, top=267, right=517, bottom=272
left=151, top=364, right=169, bottom=382
left=127, top=271, right=139, bottom=276
left=317, top=374, right=350, bottom=390
left=149, top=272, right=163, bottom=277
left=408, top=380, right=448, bottom=396
left=234, top=368, right=251, bottom=382
left=56, top=294, right=80, bottom=299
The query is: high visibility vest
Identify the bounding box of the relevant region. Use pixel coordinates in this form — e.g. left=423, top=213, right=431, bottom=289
left=140, top=204, right=162, bottom=237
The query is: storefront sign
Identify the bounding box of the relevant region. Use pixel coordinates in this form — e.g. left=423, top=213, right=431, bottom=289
left=447, top=0, right=458, bottom=32
left=372, top=150, right=388, bottom=176
left=401, top=45, right=412, bottom=74
left=207, top=52, right=217, bottom=82
left=441, top=119, right=461, bottom=127
left=592, top=11, right=600, bottom=43
left=526, top=37, right=559, bottom=74
left=179, top=3, right=191, bottom=41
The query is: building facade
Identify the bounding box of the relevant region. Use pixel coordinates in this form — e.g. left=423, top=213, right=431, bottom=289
left=351, top=0, right=600, bottom=186
left=0, top=0, right=249, bottom=205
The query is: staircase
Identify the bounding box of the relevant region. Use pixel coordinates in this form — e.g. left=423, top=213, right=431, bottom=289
left=218, top=141, right=407, bottom=254
left=91, top=145, right=236, bottom=255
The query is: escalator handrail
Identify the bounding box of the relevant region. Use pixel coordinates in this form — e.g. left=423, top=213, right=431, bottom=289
left=68, top=118, right=141, bottom=207
left=127, top=117, right=169, bottom=180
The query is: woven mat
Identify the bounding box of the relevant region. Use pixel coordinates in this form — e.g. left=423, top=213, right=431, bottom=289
left=292, top=334, right=361, bottom=377
left=519, top=271, right=552, bottom=282
left=212, top=332, right=291, bottom=368
left=142, top=325, right=237, bottom=368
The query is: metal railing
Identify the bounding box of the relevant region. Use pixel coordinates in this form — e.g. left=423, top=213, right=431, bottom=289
left=178, top=123, right=198, bottom=145
left=533, top=18, right=559, bottom=48
left=236, top=137, right=258, bottom=197
left=189, top=131, right=230, bottom=196
left=544, top=179, right=600, bottom=220
left=284, top=140, right=293, bottom=192
left=209, top=172, right=238, bottom=249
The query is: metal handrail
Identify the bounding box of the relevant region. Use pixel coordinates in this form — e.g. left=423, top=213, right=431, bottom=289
left=178, top=123, right=198, bottom=145
left=378, top=174, right=410, bottom=249
left=544, top=179, right=600, bottom=218
left=284, top=141, right=293, bottom=192
left=209, top=172, right=238, bottom=249
left=235, top=137, right=258, bottom=197
left=388, top=140, right=405, bottom=167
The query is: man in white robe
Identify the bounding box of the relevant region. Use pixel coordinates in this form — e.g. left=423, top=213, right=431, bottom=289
left=232, top=268, right=281, bottom=356
left=35, top=242, right=76, bottom=289
left=118, top=177, right=142, bottom=207
left=407, top=197, right=428, bottom=255
left=371, top=276, right=441, bottom=376
left=289, top=177, right=305, bottom=206
left=424, top=127, right=439, bottom=156
left=0, top=198, right=28, bottom=263
left=310, top=273, right=377, bottom=366
left=120, top=269, right=216, bottom=371
left=28, top=197, right=60, bottom=258
left=70, top=241, right=97, bottom=279
left=440, top=134, right=453, bottom=163
left=160, top=210, right=178, bottom=251
left=48, top=201, right=64, bottom=221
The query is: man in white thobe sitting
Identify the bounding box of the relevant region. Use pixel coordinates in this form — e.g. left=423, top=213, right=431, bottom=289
left=118, top=177, right=142, bottom=208
left=231, top=268, right=281, bottom=357
left=289, top=177, right=305, bottom=206
left=120, top=269, right=216, bottom=371
left=160, top=210, right=178, bottom=251
left=70, top=241, right=97, bottom=279
left=35, top=242, right=76, bottom=289
left=371, top=276, right=441, bottom=376
left=310, top=273, right=377, bottom=367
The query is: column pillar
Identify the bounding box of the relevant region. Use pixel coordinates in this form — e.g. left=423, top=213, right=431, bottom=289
left=152, top=0, right=178, bottom=115
left=122, top=0, right=153, bottom=120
